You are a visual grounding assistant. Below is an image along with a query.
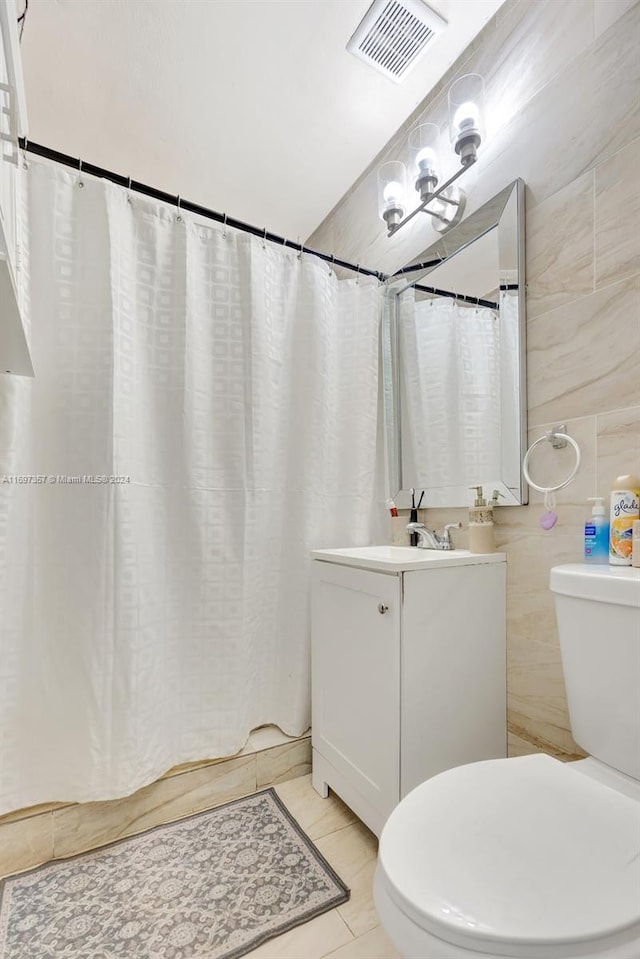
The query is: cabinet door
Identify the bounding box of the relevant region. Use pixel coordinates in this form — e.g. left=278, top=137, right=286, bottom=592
left=311, top=562, right=400, bottom=820
left=401, top=563, right=507, bottom=797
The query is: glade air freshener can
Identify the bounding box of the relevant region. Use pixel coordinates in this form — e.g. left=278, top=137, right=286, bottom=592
left=609, top=475, right=640, bottom=566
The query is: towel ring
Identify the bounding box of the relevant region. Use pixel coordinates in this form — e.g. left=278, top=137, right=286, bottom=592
left=522, top=430, right=581, bottom=493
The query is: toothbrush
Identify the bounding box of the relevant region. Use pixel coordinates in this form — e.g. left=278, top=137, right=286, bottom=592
left=410, top=489, right=418, bottom=546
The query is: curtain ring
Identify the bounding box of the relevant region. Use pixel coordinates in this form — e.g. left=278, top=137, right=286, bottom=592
left=297, top=238, right=303, bottom=261
left=222, top=213, right=228, bottom=239
left=22, top=137, right=29, bottom=170
left=78, top=158, right=84, bottom=188
left=355, top=263, right=360, bottom=284
left=176, top=195, right=182, bottom=222
left=126, top=176, right=133, bottom=205
left=328, top=253, right=335, bottom=275
left=262, top=227, right=267, bottom=249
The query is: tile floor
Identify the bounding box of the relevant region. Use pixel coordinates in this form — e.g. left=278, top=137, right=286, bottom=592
left=247, top=775, right=401, bottom=959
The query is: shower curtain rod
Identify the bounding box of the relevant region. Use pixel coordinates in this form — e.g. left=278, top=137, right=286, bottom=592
left=19, top=139, right=387, bottom=282
left=412, top=283, right=498, bottom=310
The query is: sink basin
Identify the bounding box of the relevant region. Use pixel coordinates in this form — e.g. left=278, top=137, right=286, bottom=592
left=311, top=545, right=506, bottom=572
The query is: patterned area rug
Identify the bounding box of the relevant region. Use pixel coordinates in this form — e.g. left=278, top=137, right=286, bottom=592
left=0, top=788, right=350, bottom=959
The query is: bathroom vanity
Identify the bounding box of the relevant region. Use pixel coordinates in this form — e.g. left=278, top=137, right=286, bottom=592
left=311, top=546, right=506, bottom=837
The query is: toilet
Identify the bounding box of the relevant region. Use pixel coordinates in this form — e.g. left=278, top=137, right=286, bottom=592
left=374, top=564, right=640, bottom=959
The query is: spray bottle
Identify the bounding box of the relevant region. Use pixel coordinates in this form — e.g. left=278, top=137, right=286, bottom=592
left=609, top=475, right=640, bottom=566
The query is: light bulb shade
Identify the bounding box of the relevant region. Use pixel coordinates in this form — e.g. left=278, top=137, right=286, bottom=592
left=408, top=123, right=441, bottom=197
left=377, top=161, right=407, bottom=230
left=448, top=74, right=485, bottom=163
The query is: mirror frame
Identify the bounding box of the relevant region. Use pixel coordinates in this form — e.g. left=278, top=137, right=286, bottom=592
left=382, top=178, right=528, bottom=509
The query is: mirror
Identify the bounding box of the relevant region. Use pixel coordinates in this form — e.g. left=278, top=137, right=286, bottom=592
left=382, top=178, right=527, bottom=508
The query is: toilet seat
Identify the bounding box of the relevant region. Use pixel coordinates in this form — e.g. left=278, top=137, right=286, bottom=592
left=377, top=754, right=640, bottom=957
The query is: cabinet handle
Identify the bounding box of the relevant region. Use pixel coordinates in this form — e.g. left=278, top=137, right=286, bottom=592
left=377, top=603, right=389, bottom=614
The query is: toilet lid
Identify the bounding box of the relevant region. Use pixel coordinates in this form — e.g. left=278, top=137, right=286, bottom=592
left=378, top=755, right=640, bottom=951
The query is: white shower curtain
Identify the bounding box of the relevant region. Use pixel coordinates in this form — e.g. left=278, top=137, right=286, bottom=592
left=0, top=161, right=382, bottom=814
left=400, top=294, right=501, bottom=489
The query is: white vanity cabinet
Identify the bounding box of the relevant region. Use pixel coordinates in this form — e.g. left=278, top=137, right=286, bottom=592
left=311, top=547, right=507, bottom=837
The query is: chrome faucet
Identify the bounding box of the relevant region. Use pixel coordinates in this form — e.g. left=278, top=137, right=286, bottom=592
left=406, top=521, right=462, bottom=550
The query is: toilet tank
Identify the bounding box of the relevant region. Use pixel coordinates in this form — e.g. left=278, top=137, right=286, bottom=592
left=550, top=564, right=640, bottom=780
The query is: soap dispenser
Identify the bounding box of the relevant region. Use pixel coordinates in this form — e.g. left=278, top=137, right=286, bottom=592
left=468, top=486, right=495, bottom=554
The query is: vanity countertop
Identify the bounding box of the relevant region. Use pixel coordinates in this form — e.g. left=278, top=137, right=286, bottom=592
left=311, top=546, right=506, bottom=573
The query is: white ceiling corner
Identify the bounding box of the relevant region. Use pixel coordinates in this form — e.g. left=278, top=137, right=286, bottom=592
left=21, top=0, right=506, bottom=242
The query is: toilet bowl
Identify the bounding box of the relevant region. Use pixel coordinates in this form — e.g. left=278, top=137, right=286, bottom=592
left=374, top=754, right=640, bottom=958
left=374, top=565, right=640, bottom=959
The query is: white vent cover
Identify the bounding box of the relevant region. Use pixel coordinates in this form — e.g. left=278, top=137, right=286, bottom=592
left=347, top=0, right=447, bottom=82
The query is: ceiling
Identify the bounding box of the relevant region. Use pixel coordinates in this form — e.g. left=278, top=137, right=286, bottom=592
left=20, top=0, right=505, bottom=242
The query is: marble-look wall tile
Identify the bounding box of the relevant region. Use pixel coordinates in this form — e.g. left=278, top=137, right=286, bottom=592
left=0, top=801, right=70, bottom=827
left=527, top=274, right=640, bottom=427
left=502, top=525, right=577, bottom=642
left=475, top=0, right=594, bottom=139
left=506, top=605, right=585, bottom=760
left=256, top=737, right=311, bottom=788
left=165, top=726, right=310, bottom=777
left=596, top=406, right=640, bottom=487
left=526, top=173, right=594, bottom=320
left=478, top=2, right=639, bottom=210
left=496, top=407, right=595, bottom=760
left=499, top=521, right=589, bottom=759
left=0, top=811, right=54, bottom=878
left=595, top=138, right=640, bottom=288
left=495, top=0, right=526, bottom=28
left=51, top=754, right=256, bottom=860
left=507, top=730, right=542, bottom=758
left=595, top=0, right=639, bottom=37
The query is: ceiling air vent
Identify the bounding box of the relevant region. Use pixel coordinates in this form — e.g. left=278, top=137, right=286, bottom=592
left=347, top=0, right=447, bottom=83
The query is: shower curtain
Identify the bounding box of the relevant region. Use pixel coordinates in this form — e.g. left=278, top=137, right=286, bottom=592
left=0, top=161, right=382, bottom=814
left=399, top=294, right=502, bottom=488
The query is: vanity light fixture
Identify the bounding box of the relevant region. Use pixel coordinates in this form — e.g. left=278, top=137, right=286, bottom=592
left=377, top=73, right=486, bottom=236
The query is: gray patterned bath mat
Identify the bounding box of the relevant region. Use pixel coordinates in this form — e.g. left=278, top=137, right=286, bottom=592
left=0, top=788, right=349, bottom=959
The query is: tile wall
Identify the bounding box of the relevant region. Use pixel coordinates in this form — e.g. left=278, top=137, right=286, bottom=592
left=307, top=0, right=640, bottom=759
